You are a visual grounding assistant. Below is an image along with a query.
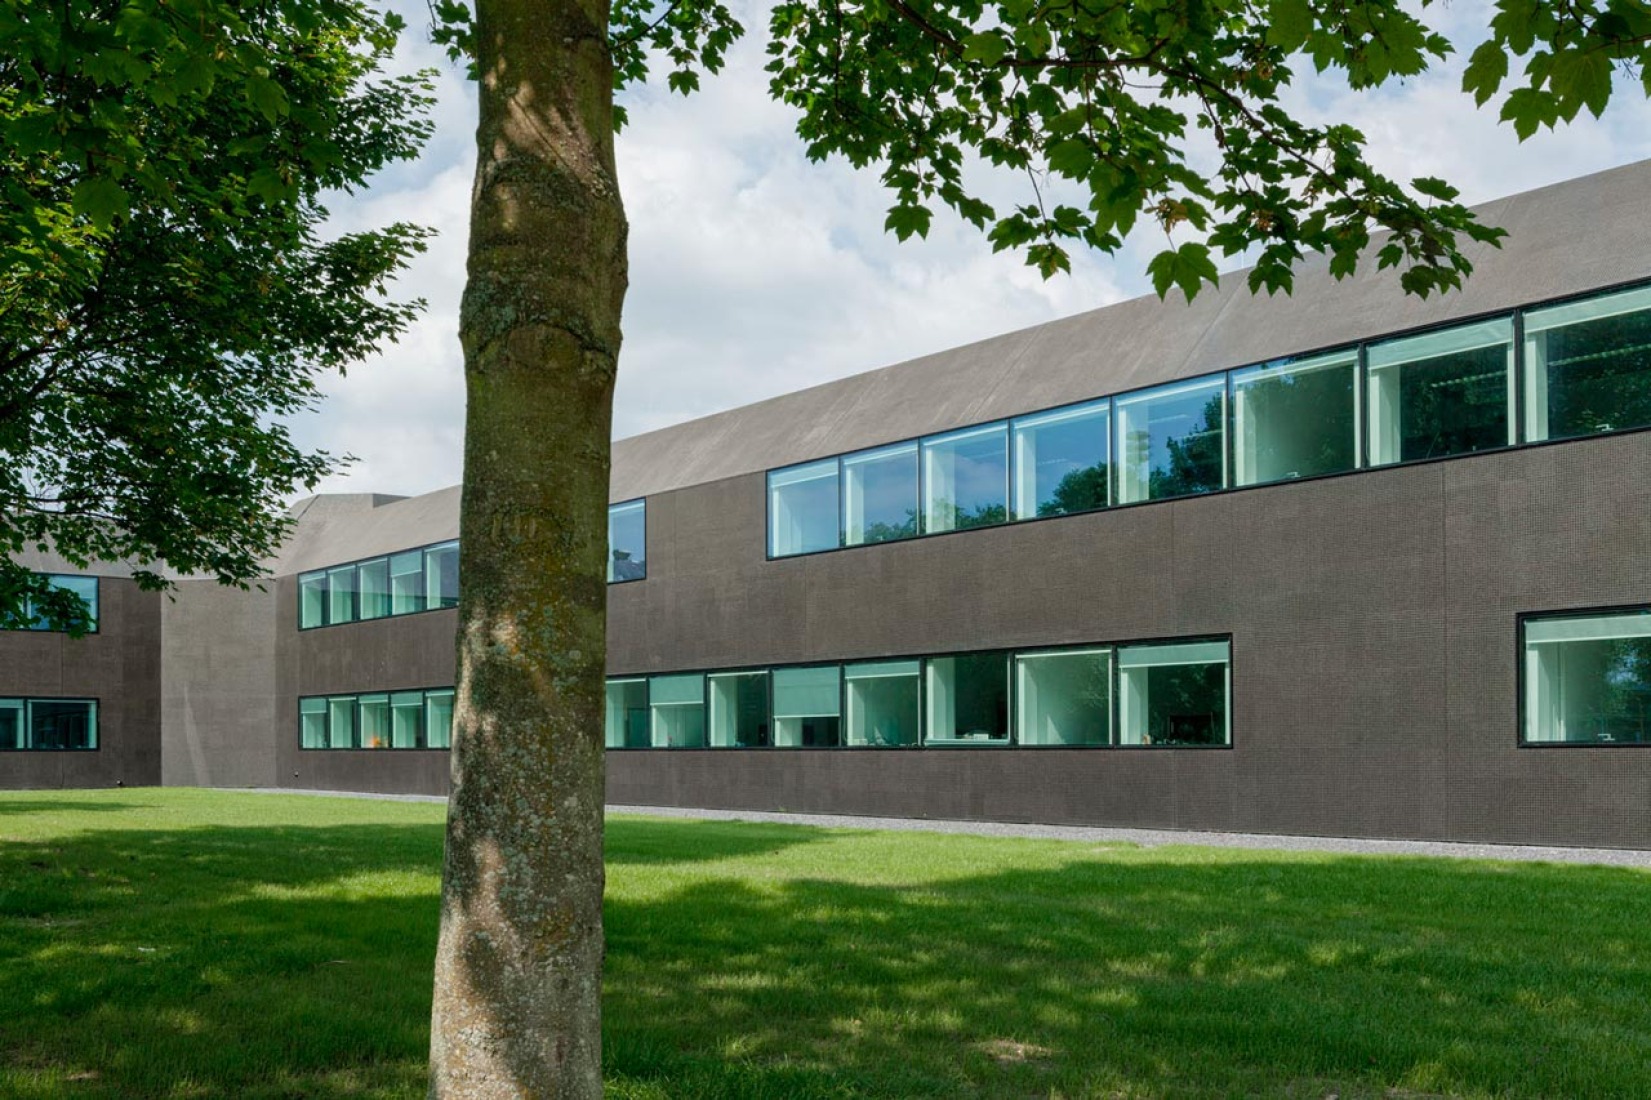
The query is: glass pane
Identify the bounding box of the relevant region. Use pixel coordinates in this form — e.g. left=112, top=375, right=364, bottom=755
left=773, top=665, right=841, bottom=747
left=300, top=697, right=327, bottom=749
left=844, top=660, right=919, bottom=747
left=299, top=572, right=326, bottom=629
left=1117, top=641, right=1230, bottom=746
left=843, top=443, right=918, bottom=546
left=358, top=559, right=390, bottom=620
left=0, top=700, right=22, bottom=750
left=359, top=694, right=390, bottom=750
left=425, top=542, right=460, bottom=609
left=425, top=690, right=455, bottom=749
left=391, top=692, right=424, bottom=748
left=924, top=653, right=1009, bottom=745
left=43, top=575, right=99, bottom=631
left=768, top=459, right=840, bottom=557
left=390, top=550, right=424, bottom=615
left=27, top=700, right=96, bottom=751
left=1012, top=401, right=1110, bottom=520
left=923, top=423, right=1008, bottom=533
left=1115, top=376, right=1227, bottom=503
left=708, top=671, right=771, bottom=748
left=327, top=565, right=358, bottom=626
left=1525, top=610, right=1651, bottom=744
left=649, top=674, right=706, bottom=747
left=608, top=500, right=647, bottom=582
left=605, top=679, right=650, bottom=748
left=1016, top=649, right=1112, bottom=746
left=327, top=696, right=357, bottom=749
left=1232, top=351, right=1359, bottom=487
left=1525, top=285, right=1651, bottom=443
left=1367, top=318, right=1514, bottom=465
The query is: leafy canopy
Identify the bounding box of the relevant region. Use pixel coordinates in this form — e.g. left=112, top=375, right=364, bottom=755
left=1, top=0, right=434, bottom=631
left=438, top=0, right=1650, bottom=303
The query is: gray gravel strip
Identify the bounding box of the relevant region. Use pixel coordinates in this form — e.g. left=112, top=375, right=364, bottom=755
left=248, top=790, right=1651, bottom=868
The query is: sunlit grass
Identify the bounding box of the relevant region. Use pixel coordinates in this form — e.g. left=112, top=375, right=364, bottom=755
left=2, top=789, right=1649, bottom=1098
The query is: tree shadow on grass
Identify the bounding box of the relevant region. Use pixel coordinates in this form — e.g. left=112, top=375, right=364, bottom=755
left=0, top=799, right=141, bottom=816
left=601, top=854, right=1651, bottom=1099
left=604, top=816, right=828, bottom=865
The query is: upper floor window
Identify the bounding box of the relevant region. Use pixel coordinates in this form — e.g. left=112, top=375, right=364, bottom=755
left=1524, top=284, right=1651, bottom=444
left=1116, top=376, right=1227, bottom=503
left=1367, top=318, right=1514, bottom=465
left=1231, top=350, right=1360, bottom=487
left=1523, top=608, right=1651, bottom=745
left=1011, top=401, right=1110, bottom=520
left=608, top=500, right=647, bottom=583
left=7, top=575, right=99, bottom=633
left=299, top=539, right=459, bottom=630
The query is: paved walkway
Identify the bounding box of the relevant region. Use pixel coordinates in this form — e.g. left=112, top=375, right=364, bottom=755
left=253, top=789, right=1651, bottom=868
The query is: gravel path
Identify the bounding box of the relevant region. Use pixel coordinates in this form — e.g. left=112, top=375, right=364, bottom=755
left=250, top=789, right=1651, bottom=868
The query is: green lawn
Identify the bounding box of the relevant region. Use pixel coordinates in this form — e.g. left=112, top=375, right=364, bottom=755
left=2, top=791, right=1649, bottom=1099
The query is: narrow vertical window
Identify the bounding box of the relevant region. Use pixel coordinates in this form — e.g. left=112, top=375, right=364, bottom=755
left=773, top=666, right=842, bottom=746
left=424, top=541, right=459, bottom=609
left=299, top=571, right=327, bottom=628
left=425, top=689, right=456, bottom=749
left=708, top=671, right=771, bottom=747
left=648, top=674, right=706, bottom=747
left=1117, top=640, right=1230, bottom=746
left=1524, top=610, right=1651, bottom=744
left=1011, top=400, right=1110, bottom=520
left=300, top=697, right=328, bottom=749
left=843, top=443, right=918, bottom=546
left=922, top=422, right=1008, bottom=533
left=607, top=500, right=647, bottom=582
left=358, top=558, right=390, bottom=620
left=844, top=660, right=920, bottom=746
left=1015, top=648, right=1112, bottom=746
left=1115, top=376, right=1228, bottom=503
left=359, top=694, right=390, bottom=749
left=1367, top=318, right=1514, bottom=465
left=0, top=700, right=25, bottom=749
left=390, top=550, right=424, bottom=615
left=1523, top=285, right=1651, bottom=443
left=924, top=653, right=1009, bottom=745
left=327, top=565, right=358, bottom=626
left=391, top=692, right=424, bottom=748
left=768, top=459, right=840, bottom=557
left=1231, top=350, right=1359, bottom=486
left=327, top=696, right=357, bottom=749
left=604, top=679, right=650, bottom=748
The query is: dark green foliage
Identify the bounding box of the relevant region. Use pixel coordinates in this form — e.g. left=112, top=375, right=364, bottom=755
left=0, top=1, right=434, bottom=631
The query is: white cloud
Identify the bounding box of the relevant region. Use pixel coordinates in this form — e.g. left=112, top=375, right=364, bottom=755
left=296, top=0, right=1651, bottom=496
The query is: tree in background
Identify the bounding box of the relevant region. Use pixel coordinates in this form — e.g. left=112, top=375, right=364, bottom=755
left=429, top=0, right=1650, bottom=1093
left=0, top=0, right=433, bottom=632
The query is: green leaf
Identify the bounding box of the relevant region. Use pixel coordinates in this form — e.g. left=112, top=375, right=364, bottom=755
left=1461, top=40, right=1509, bottom=105
left=1267, top=0, right=1315, bottom=53
left=960, top=32, right=1008, bottom=66
left=246, top=75, right=289, bottom=121
left=884, top=203, right=933, bottom=241
left=71, top=176, right=130, bottom=229
left=1411, top=176, right=1459, bottom=201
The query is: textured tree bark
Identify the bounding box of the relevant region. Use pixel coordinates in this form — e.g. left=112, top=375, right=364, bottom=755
left=428, top=0, right=625, bottom=1093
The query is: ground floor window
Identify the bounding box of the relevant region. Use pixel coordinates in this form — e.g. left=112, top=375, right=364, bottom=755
left=1524, top=609, right=1651, bottom=745
left=298, top=688, right=454, bottom=749
left=0, top=698, right=98, bottom=750
left=605, top=635, right=1230, bottom=750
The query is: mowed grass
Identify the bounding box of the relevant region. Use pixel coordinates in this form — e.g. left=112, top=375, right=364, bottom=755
left=1, top=792, right=1650, bottom=1098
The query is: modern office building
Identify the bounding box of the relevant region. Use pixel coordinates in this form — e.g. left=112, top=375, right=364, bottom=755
left=4, top=162, right=1651, bottom=848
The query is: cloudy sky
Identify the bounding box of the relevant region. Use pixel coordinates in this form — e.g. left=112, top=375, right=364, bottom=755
left=298, top=0, right=1651, bottom=497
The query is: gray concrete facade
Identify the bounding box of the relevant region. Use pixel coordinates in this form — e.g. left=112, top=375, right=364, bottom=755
left=4, top=161, right=1651, bottom=847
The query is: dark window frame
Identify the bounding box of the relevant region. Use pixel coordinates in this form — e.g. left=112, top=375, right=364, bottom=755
left=605, top=633, right=1234, bottom=752
left=0, top=697, right=100, bottom=752
left=296, top=686, right=457, bottom=751
left=1517, top=603, right=1651, bottom=749
left=763, top=276, right=1651, bottom=563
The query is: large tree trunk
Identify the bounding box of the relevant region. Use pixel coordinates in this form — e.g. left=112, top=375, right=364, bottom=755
left=428, top=0, right=626, bottom=1093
